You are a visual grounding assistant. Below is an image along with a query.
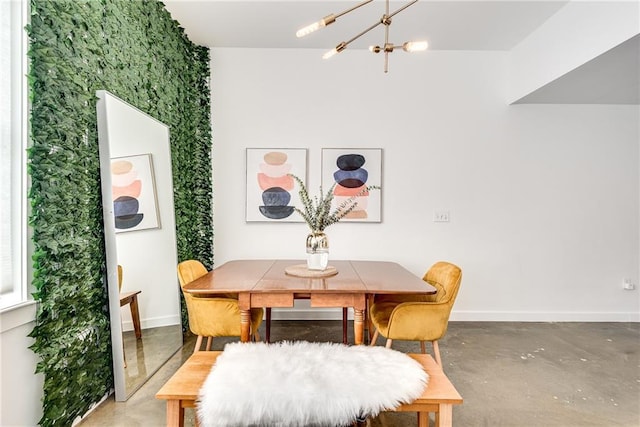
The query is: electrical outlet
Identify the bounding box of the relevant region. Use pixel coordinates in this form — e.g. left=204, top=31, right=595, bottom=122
left=433, top=211, right=450, bottom=222
left=623, top=279, right=636, bottom=290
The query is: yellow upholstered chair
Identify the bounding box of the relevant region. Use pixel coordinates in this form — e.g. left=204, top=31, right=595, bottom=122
left=177, top=260, right=263, bottom=353
left=369, top=261, right=462, bottom=365
left=117, top=264, right=123, bottom=292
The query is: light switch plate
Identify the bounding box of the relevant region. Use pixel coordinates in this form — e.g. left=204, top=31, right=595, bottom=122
left=433, top=211, right=450, bottom=222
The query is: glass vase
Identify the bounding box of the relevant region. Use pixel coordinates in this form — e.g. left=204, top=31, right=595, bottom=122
left=306, top=231, right=329, bottom=271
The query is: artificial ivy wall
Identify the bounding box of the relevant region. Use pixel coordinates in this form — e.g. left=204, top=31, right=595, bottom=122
left=28, top=0, right=213, bottom=425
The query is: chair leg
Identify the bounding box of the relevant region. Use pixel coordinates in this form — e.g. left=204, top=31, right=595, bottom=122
left=385, top=338, right=393, bottom=349
left=366, top=295, right=374, bottom=342
left=420, top=341, right=426, bottom=354
left=129, top=294, right=142, bottom=339
left=121, top=319, right=127, bottom=367
left=342, top=307, right=348, bottom=344
left=265, top=307, right=271, bottom=343
left=254, top=330, right=261, bottom=342
left=194, top=335, right=203, bottom=354
left=369, top=329, right=379, bottom=346
left=433, top=340, right=442, bottom=366
left=352, top=417, right=367, bottom=427
left=205, top=336, right=213, bottom=351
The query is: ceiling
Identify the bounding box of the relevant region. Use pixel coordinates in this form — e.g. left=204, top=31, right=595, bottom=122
left=514, top=34, right=639, bottom=104
left=163, top=0, right=639, bottom=104
left=163, top=0, right=569, bottom=50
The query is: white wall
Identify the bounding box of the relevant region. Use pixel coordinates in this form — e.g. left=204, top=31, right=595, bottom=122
left=0, top=306, right=43, bottom=426
left=211, top=48, right=639, bottom=321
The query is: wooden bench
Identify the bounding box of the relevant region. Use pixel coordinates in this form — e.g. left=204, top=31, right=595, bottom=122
left=156, top=351, right=462, bottom=427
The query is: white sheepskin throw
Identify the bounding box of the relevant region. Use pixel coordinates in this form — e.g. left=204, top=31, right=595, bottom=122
left=197, top=341, right=428, bottom=427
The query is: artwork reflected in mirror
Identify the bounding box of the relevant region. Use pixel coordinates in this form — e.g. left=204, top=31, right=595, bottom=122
left=111, top=153, right=160, bottom=232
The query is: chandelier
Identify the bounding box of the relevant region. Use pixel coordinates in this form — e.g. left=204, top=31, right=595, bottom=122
left=296, top=0, right=428, bottom=73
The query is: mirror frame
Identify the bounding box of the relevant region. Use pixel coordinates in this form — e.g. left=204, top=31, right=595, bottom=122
left=96, top=90, right=182, bottom=401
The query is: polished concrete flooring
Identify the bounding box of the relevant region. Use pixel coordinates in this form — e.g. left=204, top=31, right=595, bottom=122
left=122, top=325, right=183, bottom=394
left=79, top=321, right=640, bottom=427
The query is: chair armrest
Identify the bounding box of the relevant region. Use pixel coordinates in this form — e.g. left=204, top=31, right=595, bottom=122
left=185, top=295, right=263, bottom=337
left=386, top=302, right=453, bottom=341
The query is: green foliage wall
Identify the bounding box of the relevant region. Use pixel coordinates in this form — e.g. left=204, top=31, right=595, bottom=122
left=27, top=0, right=213, bottom=425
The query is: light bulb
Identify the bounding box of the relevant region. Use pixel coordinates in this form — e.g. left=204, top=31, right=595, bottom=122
left=323, top=42, right=347, bottom=60
left=322, top=48, right=338, bottom=60
left=296, top=21, right=324, bottom=38
left=296, top=15, right=335, bottom=38
left=369, top=45, right=382, bottom=53
left=402, top=41, right=428, bottom=52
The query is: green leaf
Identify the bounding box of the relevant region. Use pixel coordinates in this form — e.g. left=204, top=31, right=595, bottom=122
left=27, top=0, right=212, bottom=424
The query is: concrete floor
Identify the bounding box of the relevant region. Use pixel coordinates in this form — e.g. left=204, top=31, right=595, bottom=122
left=79, top=321, right=640, bottom=427
left=122, top=325, right=183, bottom=394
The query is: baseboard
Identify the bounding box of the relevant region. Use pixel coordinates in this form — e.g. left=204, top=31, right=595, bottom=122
left=449, top=311, right=640, bottom=322
left=121, top=315, right=181, bottom=332
left=267, top=308, right=640, bottom=322
left=72, top=390, right=112, bottom=426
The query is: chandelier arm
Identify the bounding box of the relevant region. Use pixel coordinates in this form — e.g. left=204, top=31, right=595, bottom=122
left=296, top=0, right=373, bottom=38
left=343, top=0, right=418, bottom=48
left=335, top=0, right=374, bottom=19
left=318, top=0, right=425, bottom=70
left=388, top=0, right=419, bottom=19
left=384, top=16, right=390, bottom=73
left=344, top=19, right=384, bottom=46
left=384, top=0, right=391, bottom=73
left=384, top=16, right=390, bottom=46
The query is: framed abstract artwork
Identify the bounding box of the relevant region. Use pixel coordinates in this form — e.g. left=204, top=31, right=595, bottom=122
left=321, top=148, right=382, bottom=222
left=110, top=153, right=161, bottom=232
left=246, top=148, right=307, bottom=222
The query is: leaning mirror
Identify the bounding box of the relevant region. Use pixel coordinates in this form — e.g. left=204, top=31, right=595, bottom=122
left=96, top=90, right=183, bottom=401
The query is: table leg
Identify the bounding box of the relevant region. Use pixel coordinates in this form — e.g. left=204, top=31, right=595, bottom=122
left=240, top=309, right=251, bottom=342
left=166, top=400, right=184, bottom=427
left=353, top=308, right=364, bottom=345
left=418, top=411, right=429, bottom=427
left=130, top=295, right=142, bottom=339
left=434, top=404, right=453, bottom=427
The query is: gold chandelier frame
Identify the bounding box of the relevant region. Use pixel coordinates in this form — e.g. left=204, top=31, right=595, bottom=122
left=296, top=0, right=428, bottom=73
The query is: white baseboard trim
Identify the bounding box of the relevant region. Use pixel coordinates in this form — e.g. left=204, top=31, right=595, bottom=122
left=72, top=391, right=112, bottom=426
left=267, top=308, right=640, bottom=322
left=449, top=311, right=640, bottom=322
left=121, top=315, right=181, bottom=332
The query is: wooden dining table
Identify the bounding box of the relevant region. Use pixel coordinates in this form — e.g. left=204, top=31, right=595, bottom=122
left=182, top=259, right=437, bottom=345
